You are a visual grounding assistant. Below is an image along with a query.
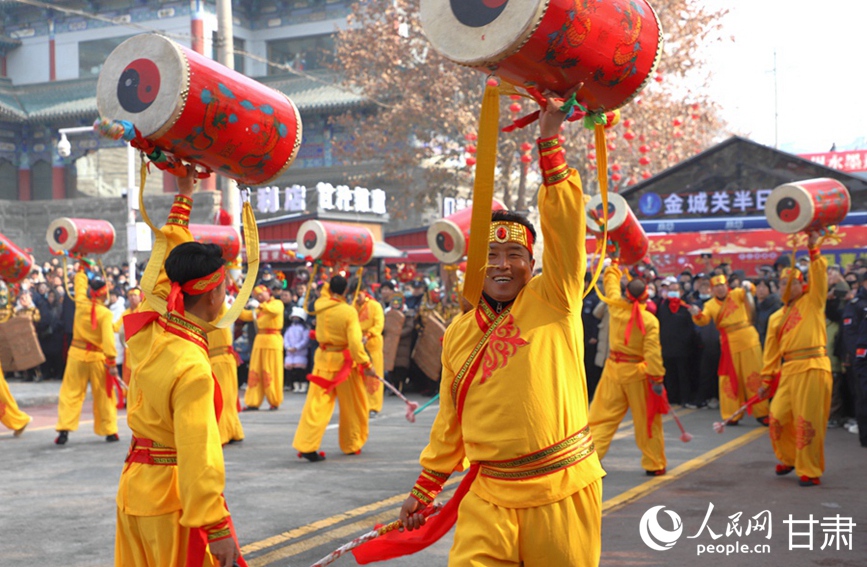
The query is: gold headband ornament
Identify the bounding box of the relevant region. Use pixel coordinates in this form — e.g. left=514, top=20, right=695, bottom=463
left=489, top=221, right=534, bottom=253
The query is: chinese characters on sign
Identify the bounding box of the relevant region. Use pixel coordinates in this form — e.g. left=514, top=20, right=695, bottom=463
left=639, top=189, right=773, bottom=218
left=255, top=183, right=388, bottom=216
left=442, top=196, right=474, bottom=217
left=799, top=149, right=867, bottom=173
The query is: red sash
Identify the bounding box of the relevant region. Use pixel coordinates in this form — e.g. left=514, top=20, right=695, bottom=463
left=306, top=350, right=354, bottom=394
left=715, top=296, right=739, bottom=399
left=645, top=381, right=670, bottom=438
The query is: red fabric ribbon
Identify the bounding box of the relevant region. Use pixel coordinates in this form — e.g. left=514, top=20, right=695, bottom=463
left=646, top=380, right=670, bottom=438
left=306, top=350, right=353, bottom=394
left=106, top=367, right=125, bottom=409
left=352, top=464, right=480, bottom=564
left=717, top=327, right=739, bottom=401
left=624, top=291, right=648, bottom=346
left=167, top=266, right=227, bottom=315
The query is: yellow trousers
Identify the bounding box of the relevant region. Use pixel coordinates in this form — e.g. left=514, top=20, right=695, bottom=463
left=55, top=358, right=118, bottom=435
left=366, top=339, right=385, bottom=413
left=719, top=344, right=769, bottom=421
left=292, top=372, right=369, bottom=454
left=0, top=370, right=31, bottom=432
left=115, top=507, right=219, bottom=567
left=769, top=368, right=832, bottom=478
left=211, top=353, right=244, bottom=445
left=450, top=480, right=602, bottom=566
left=244, top=347, right=283, bottom=409
left=588, top=375, right=666, bottom=472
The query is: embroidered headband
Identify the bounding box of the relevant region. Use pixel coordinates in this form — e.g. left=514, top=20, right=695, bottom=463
left=710, top=274, right=727, bottom=286
left=127, top=288, right=142, bottom=298
left=253, top=284, right=270, bottom=295
left=779, top=267, right=804, bottom=283
left=489, top=221, right=534, bottom=254
left=166, top=265, right=226, bottom=315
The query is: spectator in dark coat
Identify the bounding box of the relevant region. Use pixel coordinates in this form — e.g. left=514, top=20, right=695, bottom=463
left=658, top=281, right=697, bottom=406
left=754, top=278, right=783, bottom=347
left=37, top=290, right=66, bottom=380
left=691, top=276, right=720, bottom=409
left=582, top=273, right=602, bottom=400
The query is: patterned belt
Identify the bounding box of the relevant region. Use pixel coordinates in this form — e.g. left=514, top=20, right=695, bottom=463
left=124, top=436, right=177, bottom=466
left=608, top=351, right=644, bottom=364
left=71, top=339, right=102, bottom=353
left=478, top=426, right=595, bottom=480
left=720, top=322, right=751, bottom=334
left=319, top=343, right=348, bottom=352
left=259, top=329, right=281, bottom=335
left=783, top=346, right=827, bottom=363
left=209, top=345, right=234, bottom=357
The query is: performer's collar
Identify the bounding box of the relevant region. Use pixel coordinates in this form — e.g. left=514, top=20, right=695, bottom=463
left=481, top=292, right=513, bottom=315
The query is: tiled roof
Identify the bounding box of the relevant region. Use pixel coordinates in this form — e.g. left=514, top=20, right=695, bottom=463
left=0, top=70, right=367, bottom=125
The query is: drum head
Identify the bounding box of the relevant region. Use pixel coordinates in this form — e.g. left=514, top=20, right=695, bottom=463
left=97, top=34, right=187, bottom=138
left=765, top=183, right=816, bottom=234
left=420, top=0, right=547, bottom=67
left=297, top=220, right=327, bottom=261
left=427, top=219, right=467, bottom=264
left=46, top=218, right=79, bottom=252
left=585, top=193, right=628, bottom=235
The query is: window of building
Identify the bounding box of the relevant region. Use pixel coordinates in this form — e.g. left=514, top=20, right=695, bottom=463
left=31, top=159, right=52, bottom=201
left=79, top=35, right=134, bottom=79
left=211, top=32, right=246, bottom=74
left=0, top=159, right=16, bottom=200
left=266, top=34, right=334, bottom=74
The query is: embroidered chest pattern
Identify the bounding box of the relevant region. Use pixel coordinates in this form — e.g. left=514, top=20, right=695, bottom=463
left=479, top=314, right=529, bottom=384
left=780, top=307, right=803, bottom=337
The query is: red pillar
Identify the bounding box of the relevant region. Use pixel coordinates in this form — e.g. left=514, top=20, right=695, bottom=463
left=191, top=0, right=205, bottom=55
left=52, top=166, right=66, bottom=199
left=49, top=20, right=56, bottom=81
left=18, top=168, right=31, bottom=201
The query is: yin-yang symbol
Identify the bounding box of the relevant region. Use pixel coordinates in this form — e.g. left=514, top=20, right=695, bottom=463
left=450, top=0, right=509, bottom=28
left=117, top=58, right=161, bottom=113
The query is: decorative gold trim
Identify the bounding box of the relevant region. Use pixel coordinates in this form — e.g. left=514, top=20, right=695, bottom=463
left=258, top=95, right=304, bottom=186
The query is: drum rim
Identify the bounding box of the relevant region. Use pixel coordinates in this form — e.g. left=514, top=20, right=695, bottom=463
left=255, top=95, right=304, bottom=186
left=765, top=183, right=816, bottom=234
left=586, top=192, right=629, bottom=234
left=297, top=219, right=327, bottom=261
left=606, top=0, right=664, bottom=113
left=46, top=218, right=78, bottom=252
left=150, top=38, right=191, bottom=141
left=427, top=218, right=467, bottom=264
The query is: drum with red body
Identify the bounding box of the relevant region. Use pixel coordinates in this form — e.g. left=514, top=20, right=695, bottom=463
left=296, top=220, right=374, bottom=266
left=585, top=193, right=648, bottom=266
left=0, top=232, right=33, bottom=284
left=190, top=224, right=241, bottom=261
left=97, top=34, right=302, bottom=186
left=427, top=200, right=506, bottom=264
left=765, top=178, right=851, bottom=234
left=420, top=0, right=662, bottom=112
left=46, top=218, right=116, bottom=256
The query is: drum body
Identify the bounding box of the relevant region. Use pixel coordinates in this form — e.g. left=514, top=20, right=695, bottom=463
left=585, top=192, right=648, bottom=266
left=97, top=34, right=302, bottom=186
left=427, top=200, right=506, bottom=264
left=296, top=220, right=374, bottom=266
left=0, top=232, right=32, bottom=284
left=420, top=0, right=662, bottom=111
left=190, top=224, right=241, bottom=261
left=765, top=178, right=851, bottom=234
left=46, top=218, right=115, bottom=255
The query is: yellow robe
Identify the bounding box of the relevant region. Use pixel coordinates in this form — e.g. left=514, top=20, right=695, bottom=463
left=414, top=169, right=604, bottom=566
left=114, top=305, right=142, bottom=385
left=208, top=308, right=245, bottom=444
left=55, top=270, right=119, bottom=436
left=0, top=358, right=31, bottom=433
left=115, top=194, right=228, bottom=567
left=292, top=289, right=371, bottom=455
left=762, top=251, right=832, bottom=479
left=588, top=263, right=667, bottom=473
left=239, top=297, right=284, bottom=409
left=693, top=287, right=769, bottom=420
left=357, top=294, right=385, bottom=412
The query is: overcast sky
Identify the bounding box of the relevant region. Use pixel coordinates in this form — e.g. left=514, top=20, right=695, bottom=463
left=702, top=0, right=866, bottom=154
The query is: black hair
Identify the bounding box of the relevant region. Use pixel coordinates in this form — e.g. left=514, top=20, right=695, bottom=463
left=380, top=280, right=396, bottom=291
left=491, top=209, right=537, bottom=257
left=330, top=275, right=348, bottom=295
left=626, top=278, right=646, bottom=299
left=165, top=242, right=224, bottom=308
left=756, top=278, right=778, bottom=293
left=89, top=277, right=107, bottom=292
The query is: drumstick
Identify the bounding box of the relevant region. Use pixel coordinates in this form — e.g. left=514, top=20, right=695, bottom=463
left=413, top=393, right=440, bottom=415
left=668, top=405, right=692, bottom=442
left=373, top=374, right=419, bottom=422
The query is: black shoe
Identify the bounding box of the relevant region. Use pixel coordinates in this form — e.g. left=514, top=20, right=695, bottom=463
left=55, top=431, right=68, bottom=445
left=227, top=438, right=244, bottom=445
left=106, top=434, right=120, bottom=442
left=645, top=468, right=666, bottom=476
left=243, top=406, right=259, bottom=411
left=369, top=410, right=378, bottom=419
left=299, top=451, right=326, bottom=462
left=756, top=416, right=770, bottom=427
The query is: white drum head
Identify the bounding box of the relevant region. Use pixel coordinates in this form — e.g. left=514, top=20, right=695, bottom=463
left=420, top=0, right=547, bottom=67
left=97, top=34, right=187, bottom=138
left=427, top=219, right=467, bottom=264
left=297, top=220, right=327, bottom=260
left=765, top=183, right=815, bottom=234
left=46, top=218, right=78, bottom=252
left=585, top=193, right=628, bottom=235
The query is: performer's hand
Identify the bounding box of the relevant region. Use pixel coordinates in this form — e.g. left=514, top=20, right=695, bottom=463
left=539, top=83, right=584, bottom=139
left=107, top=365, right=119, bottom=377
left=687, top=304, right=700, bottom=317
left=807, top=230, right=820, bottom=249
left=365, top=376, right=378, bottom=395
left=363, top=365, right=377, bottom=377
left=209, top=537, right=240, bottom=567
left=176, top=164, right=197, bottom=197
left=651, top=381, right=664, bottom=396
left=399, top=497, right=427, bottom=531
left=757, top=385, right=770, bottom=400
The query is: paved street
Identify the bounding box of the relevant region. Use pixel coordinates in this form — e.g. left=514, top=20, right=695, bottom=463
left=1, top=380, right=865, bottom=567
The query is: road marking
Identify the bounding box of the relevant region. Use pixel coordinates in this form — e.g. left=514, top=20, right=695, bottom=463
left=0, top=415, right=128, bottom=437
left=602, top=427, right=766, bottom=516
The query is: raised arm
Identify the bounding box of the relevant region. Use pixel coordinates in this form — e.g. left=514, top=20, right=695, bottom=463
left=807, top=232, right=827, bottom=311
left=148, top=166, right=197, bottom=301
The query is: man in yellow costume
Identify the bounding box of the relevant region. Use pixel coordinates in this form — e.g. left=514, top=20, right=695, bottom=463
left=114, top=287, right=142, bottom=385
left=54, top=268, right=120, bottom=445
left=209, top=303, right=245, bottom=445
left=758, top=232, right=832, bottom=487
left=239, top=284, right=284, bottom=410
left=115, top=168, right=243, bottom=567
left=0, top=288, right=31, bottom=436
left=365, top=93, right=605, bottom=567
left=688, top=272, right=770, bottom=425
left=349, top=281, right=385, bottom=415
left=292, top=274, right=376, bottom=461
left=588, top=262, right=668, bottom=476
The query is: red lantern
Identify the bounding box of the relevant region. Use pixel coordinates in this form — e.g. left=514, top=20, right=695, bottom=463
left=586, top=143, right=595, bottom=150
left=466, top=144, right=477, bottom=154
left=623, top=131, right=636, bottom=141
left=612, top=173, right=622, bottom=182
left=520, top=154, right=533, bottom=163
left=628, top=177, right=637, bottom=185
left=672, top=118, right=683, bottom=127
left=674, top=131, right=683, bottom=138
left=520, top=142, right=533, bottom=153
left=509, top=102, right=523, bottom=114
left=588, top=163, right=597, bottom=170
left=558, top=135, right=566, bottom=144
left=641, top=170, right=652, bottom=179
left=654, top=74, right=663, bottom=83
left=691, top=114, right=700, bottom=120
left=691, top=103, right=700, bottom=111
left=607, top=143, right=616, bottom=151
left=623, top=119, right=633, bottom=129
left=466, top=156, right=477, bottom=166
left=509, top=94, right=522, bottom=101
left=639, top=156, right=651, bottom=166
left=639, top=145, right=649, bottom=154
left=652, top=141, right=661, bottom=149
left=587, top=152, right=596, bottom=161
left=465, top=132, right=477, bottom=142
left=611, top=163, right=621, bottom=172
left=215, top=208, right=232, bottom=226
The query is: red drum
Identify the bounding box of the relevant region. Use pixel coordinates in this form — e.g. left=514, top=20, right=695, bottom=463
left=296, top=221, right=374, bottom=266
left=190, top=224, right=241, bottom=262
left=0, top=232, right=33, bottom=284
left=96, top=34, right=302, bottom=186
left=420, top=0, right=662, bottom=112
left=46, top=218, right=115, bottom=255
left=427, top=200, right=506, bottom=264
left=765, top=178, right=851, bottom=234
left=585, top=193, right=648, bottom=266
